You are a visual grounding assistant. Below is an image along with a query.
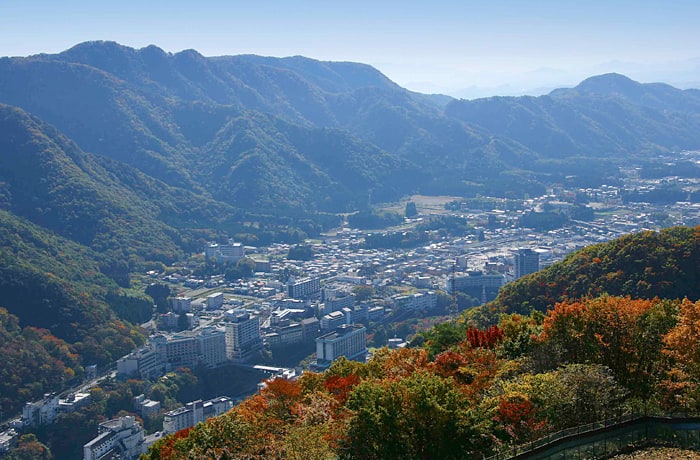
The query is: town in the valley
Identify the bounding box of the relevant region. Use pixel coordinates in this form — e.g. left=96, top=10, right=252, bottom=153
left=4, top=155, right=700, bottom=459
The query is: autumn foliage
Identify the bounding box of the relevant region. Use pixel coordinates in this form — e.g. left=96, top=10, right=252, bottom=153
left=145, top=296, right=700, bottom=459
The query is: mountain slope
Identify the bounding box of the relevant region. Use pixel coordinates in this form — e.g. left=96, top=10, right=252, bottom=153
left=445, top=73, right=700, bottom=159
left=2, top=42, right=700, bottom=215
left=0, top=104, right=186, bottom=267
left=0, top=104, right=251, bottom=271
left=485, top=225, right=700, bottom=319
left=0, top=42, right=525, bottom=211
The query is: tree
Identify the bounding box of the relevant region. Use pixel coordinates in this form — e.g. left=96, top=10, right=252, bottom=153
left=344, top=371, right=488, bottom=459
left=224, top=258, right=256, bottom=281
left=146, top=283, right=171, bottom=313
left=405, top=201, right=418, bottom=218
left=287, top=245, right=314, bottom=261
left=538, top=296, right=677, bottom=399
left=6, top=434, right=52, bottom=460
left=352, top=284, right=374, bottom=302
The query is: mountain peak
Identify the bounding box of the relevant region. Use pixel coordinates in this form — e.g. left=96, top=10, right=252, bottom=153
left=573, top=73, right=641, bottom=96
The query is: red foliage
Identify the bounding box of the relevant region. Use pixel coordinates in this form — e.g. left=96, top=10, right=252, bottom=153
left=495, top=397, right=548, bottom=442
left=466, top=325, right=504, bottom=349
left=323, top=374, right=360, bottom=405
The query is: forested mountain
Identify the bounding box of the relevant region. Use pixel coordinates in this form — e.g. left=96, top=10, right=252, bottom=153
left=145, top=227, right=700, bottom=459
left=446, top=73, right=700, bottom=158
left=482, top=226, right=700, bottom=321
left=2, top=41, right=699, bottom=216
left=0, top=209, right=148, bottom=415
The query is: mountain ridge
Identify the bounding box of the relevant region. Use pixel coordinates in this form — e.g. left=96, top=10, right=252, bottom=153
left=4, top=41, right=700, bottom=216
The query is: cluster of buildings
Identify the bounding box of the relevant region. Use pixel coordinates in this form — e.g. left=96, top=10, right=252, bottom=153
left=118, top=316, right=261, bottom=379
left=162, top=396, right=233, bottom=434
left=81, top=395, right=234, bottom=460
left=20, top=391, right=93, bottom=428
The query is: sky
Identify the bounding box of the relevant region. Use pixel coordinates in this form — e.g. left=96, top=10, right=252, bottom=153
left=2, top=0, right=699, bottom=97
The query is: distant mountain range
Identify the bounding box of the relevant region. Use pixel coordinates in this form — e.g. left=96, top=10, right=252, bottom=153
left=2, top=41, right=699, bottom=227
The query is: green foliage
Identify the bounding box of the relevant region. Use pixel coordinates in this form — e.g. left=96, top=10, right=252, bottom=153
left=344, top=371, right=485, bottom=459
left=347, top=211, right=403, bottom=229
left=404, top=201, right=418, bottom=217
left=224, top=257, right=256, bottom=281
left=287, top=244, right=314, bottom=261
left=352, top=284, right=375, bottom=302
left=5, top=434, right=52, bottom=460
left=0, top=308, right=82, bottom=416
left=0, top=211, right=147, bottom=412
left=489, top=226, right=700, bottom=317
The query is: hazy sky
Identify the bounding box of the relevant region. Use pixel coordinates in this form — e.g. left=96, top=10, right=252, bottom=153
left=2, top=0, right=699, bottom=96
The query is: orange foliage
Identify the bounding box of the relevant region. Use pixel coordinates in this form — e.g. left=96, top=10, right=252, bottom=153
left=540, top=296, right=675, bottom=396
left=375, top=347, right=430, bottom=379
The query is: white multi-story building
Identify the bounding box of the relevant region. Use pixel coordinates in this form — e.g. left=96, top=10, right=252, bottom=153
left=316, top=324, right=367, bottom=367
left=163, top=397, right=233, bottom=434
left=447, top=271, right=505, bottom=293
left=287, top=277, right=321, bottom=299
left=392, top=291, right=438, bottom=311
left=117, top=327, right=228, bottom=380
left=197, top=326, right=227, bottom=368
left=225, top=311, right=262, bottom=363
left=324, top=293, right=355, bottom=313
left=205, top=239, right=245, bottom=263
left=266, top=322, right=304, bottom=347
left=206, top=292, right=225, bottom=310
left=22, top=394, right=59, bottom=427
left=83, top=416, right=145, bottom=460
left=117, top=338, right=168, bottom=380
left=58, top=392, right=92, bottom=413
left=171, top=296, right=192, bottom=313
left=320, top=310, right=346, bottom=332
left=164, top=334, right=199, bottom=369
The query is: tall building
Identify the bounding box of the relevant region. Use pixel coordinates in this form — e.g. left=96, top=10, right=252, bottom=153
left=22, top=394, right=59, bottom=427
left=514, top=248, right=539, bottom=279
left=315, top=324, right=367, bottom=367
left=225, top=311, right=263, bottom=363
left=170, top=296, right=192, bottom=313
left=324, top=293, right=355, bottom=313
left=164, top=334, right=199, bottom=369
left=206, top=292, right=225, bottom=310
left=287, top=277, right=321, bottom=299
left=197, top=327, right=227, bottom=368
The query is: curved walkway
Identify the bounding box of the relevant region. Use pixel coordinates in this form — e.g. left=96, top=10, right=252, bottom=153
left=487, top=414, right=700, bottom=460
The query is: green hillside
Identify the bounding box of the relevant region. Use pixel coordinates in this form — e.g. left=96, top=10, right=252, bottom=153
left=0, top=209, right=148, bottom=414
left=483, top=226, right=700, bottom=321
